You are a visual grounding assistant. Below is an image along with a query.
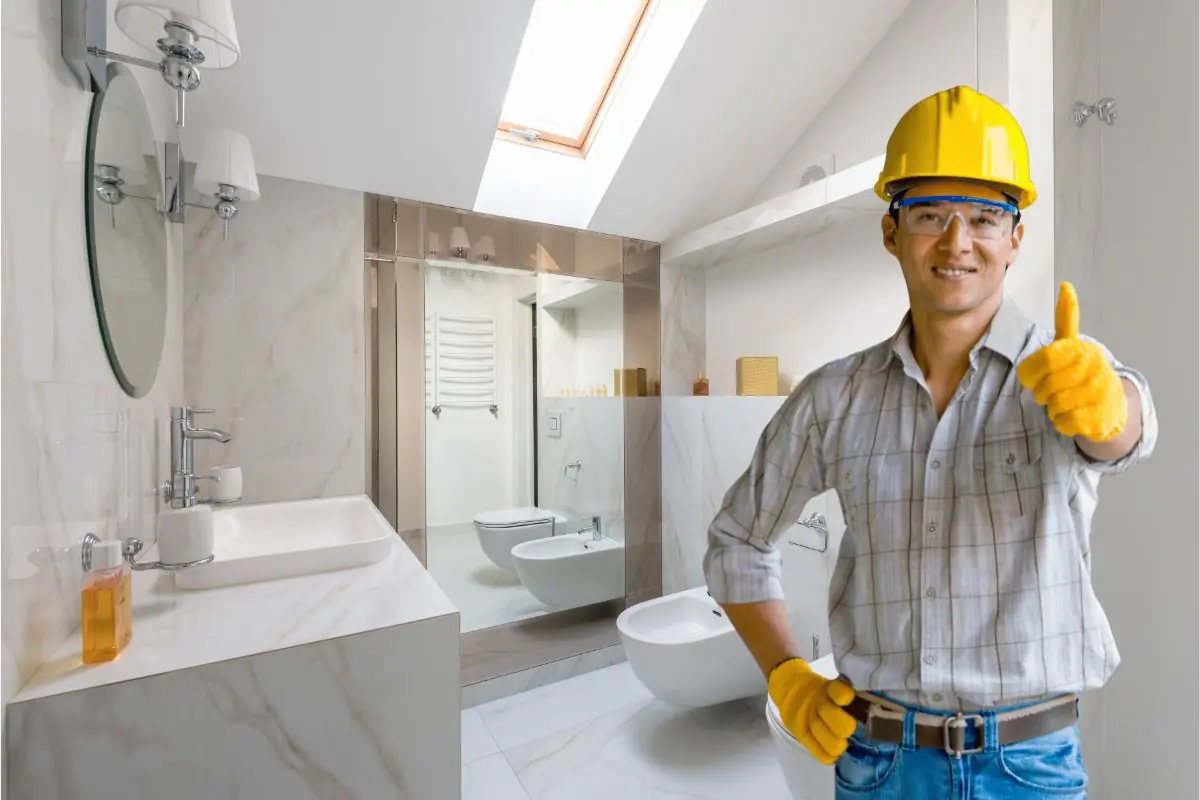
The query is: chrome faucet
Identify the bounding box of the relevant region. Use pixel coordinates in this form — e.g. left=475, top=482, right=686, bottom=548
left=161, top=406, right=232, bottom=509
left=578, top=516, right=603, bottom=542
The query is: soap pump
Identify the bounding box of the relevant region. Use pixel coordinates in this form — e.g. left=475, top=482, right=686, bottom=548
left=81, top=538, right=132, bottom=664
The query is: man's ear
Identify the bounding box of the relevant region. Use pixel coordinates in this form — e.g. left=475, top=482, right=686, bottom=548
left=1006, top=221, right=1025, bottom=269
left=882, top=214, right=900, bottom=257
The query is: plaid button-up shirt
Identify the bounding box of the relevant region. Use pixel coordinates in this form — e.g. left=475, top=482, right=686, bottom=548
left=704, top=294, right=1158, bottom=711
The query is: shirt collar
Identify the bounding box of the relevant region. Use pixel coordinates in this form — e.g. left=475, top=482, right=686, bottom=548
left=871, top=293, right=1032, bottom=374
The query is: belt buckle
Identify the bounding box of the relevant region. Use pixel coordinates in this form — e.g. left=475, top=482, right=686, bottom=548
left=942, top=713, right=985, bottom=758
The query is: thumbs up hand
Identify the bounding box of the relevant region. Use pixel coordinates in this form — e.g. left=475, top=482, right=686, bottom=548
left=1016, top=282, right=1128, bottom=441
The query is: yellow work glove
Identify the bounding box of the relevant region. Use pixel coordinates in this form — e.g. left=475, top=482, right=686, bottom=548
left=768, top=657, right=857, bottom=765
left=1016, top=282, right=1128, bottom=441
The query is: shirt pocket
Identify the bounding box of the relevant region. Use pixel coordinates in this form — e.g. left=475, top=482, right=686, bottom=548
left=833, top=454, right=908, bottom=553
left=973, top=432, right=1045, bottom=520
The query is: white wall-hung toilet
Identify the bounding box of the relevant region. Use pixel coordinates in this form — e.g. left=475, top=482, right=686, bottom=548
left=766, top=654, right=837, bottom=800
left=615, top=587, right=767, bottom=708
left=621, top=492, right=845, bottom=709
left=473, top=507, right=565, bottom=572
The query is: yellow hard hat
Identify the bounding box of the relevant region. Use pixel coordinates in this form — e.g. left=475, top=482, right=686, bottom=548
left=874, top=85, right=1037, bottom=209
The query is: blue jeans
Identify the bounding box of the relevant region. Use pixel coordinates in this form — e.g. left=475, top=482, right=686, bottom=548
left=835, top=698, right=1088, bottom=799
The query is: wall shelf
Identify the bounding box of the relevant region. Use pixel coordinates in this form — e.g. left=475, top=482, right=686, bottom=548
left=661, top=155, right=886, bottom=269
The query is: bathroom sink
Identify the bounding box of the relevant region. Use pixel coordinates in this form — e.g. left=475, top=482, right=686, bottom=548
left=173, top=495, right=395, bottom=590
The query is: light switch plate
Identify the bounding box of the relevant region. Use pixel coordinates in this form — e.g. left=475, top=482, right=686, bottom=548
left=548, top=413, right=562, bottom=438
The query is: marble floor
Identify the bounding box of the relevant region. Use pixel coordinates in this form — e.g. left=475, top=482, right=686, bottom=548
left=461, top=661, right=796, bottom=799
left=427, top=523, right=552, bottom=632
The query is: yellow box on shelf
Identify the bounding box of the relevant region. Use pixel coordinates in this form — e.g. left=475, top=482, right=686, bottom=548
left=736, top=357, right=779, bottom=396
left=615, top=367, right=648, bottom=397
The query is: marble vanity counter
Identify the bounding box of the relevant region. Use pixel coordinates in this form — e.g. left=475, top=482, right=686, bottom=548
left=8, top=531, right=463, bottom=799
left=12, top=532, right=457, bottom=704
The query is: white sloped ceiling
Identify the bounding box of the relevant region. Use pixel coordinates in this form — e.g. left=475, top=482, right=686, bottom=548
left=179, top=0, right=910, bottom=242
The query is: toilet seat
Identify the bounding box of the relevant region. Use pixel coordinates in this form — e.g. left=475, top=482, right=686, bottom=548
left=473, top=507, right=560, bottom=528
left=472, top=507, right=566, bottom=572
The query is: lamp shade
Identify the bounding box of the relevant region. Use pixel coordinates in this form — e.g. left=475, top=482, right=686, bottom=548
left=475, top=235, right=496, bottom=261
left=448, top=226, right=471, bottom=253
left=194, top=128, right=259, bottom=200
left=115, top=0, right=241, bottom=69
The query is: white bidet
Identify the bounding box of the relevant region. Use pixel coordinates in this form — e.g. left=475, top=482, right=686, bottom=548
left=510, top=532, right=624, bottom=608
left=615, top=586, right=767, bottom=708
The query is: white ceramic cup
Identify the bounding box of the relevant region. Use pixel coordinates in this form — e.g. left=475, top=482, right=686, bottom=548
left=158, top=505, right=214, bottom=565
left=208, top=465, right=242, bottom=502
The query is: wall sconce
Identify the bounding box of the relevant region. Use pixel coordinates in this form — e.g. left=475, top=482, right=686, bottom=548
left=475, top=235, right=497, bottom=262
left=161, top=128, right=259, bottom=240
left=426, top=231, right=442, bottom=258
left=63, top=0, right=241, bottom=127
left=449, top=223, right=471, bottom=259
left=191, top=128, right=259, bottom=240
left=93, top=163, right=158, bottom=227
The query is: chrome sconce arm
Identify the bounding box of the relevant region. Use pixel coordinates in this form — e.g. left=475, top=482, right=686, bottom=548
left=84, top=31, right=198, bottom=127
left=62, top=0, right=241, bottom=128
left=62, top=0, right=241, bottom=127
left=165, top=132, right=260, bottom=239
left=142, top=132, right=258, bottom=241
left=92, top=163, right=161, bottom=227
left=182, top=182, right=249, bottom=240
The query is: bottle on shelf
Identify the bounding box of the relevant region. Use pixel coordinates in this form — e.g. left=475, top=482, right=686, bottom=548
left=692, top=370, right=710, bottom=397
left=81, top=540, right=133, bottom=664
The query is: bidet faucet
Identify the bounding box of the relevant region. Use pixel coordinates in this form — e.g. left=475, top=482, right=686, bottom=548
left=577, top=516, right=602, bottom=541
left=161, top=405, right=232, bottom=509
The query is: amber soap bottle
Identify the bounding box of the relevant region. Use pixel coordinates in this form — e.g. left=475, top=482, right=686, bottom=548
left=692, top=371, right=710, bottom=396
left=81, top=540, right=132, bottom=664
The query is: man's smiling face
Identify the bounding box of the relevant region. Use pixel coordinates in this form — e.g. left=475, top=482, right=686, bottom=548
left=882, top=179, right=1024, bottom=317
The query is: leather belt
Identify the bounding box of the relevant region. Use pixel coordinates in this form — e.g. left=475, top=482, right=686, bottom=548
left=845, top=692, right=1079, bottom=757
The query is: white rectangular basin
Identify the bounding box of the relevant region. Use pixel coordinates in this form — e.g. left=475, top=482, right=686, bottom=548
left=174, top=495, right=396, bottom=590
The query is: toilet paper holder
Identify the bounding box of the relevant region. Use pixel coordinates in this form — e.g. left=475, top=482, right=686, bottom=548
left=787, top=512, right=829, bottom=553
left=80, top=532, right=214, bottom=573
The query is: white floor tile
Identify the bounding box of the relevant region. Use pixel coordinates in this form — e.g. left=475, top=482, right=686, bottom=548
left=475, top=662, right=654, bottom=751
left=462, top=753, right=531, bottom=800
left=462, top=709, right=500, bottom=764
left=427, top=523, right=553, bottom=632
left=505, top=696, right=794, bottom=800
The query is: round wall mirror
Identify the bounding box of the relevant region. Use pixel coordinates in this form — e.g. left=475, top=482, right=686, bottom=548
left=85, top=62, right=169, bottom=398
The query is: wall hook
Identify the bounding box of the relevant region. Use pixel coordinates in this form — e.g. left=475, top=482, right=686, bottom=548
left=1073, top=97, right=1117, bottom=127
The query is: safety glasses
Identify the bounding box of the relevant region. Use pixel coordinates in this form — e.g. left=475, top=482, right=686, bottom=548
left=893, top=195, right=1018, bottom=240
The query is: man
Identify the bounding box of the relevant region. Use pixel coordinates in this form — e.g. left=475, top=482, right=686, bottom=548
left=703, top=85, right=1157, bottom=798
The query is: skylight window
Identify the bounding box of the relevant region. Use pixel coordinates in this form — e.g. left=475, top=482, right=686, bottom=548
left=498, top=0, right=653, bottom=153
